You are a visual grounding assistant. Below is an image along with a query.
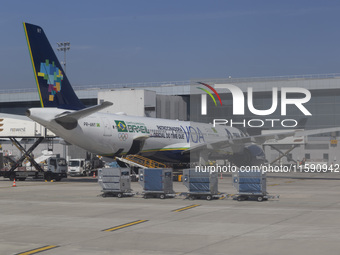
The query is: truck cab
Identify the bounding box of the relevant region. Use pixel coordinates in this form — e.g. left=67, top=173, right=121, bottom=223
left=45, top=157, right=68, bottom=181
left=68, top=159, right=87, bottom=176
left=47, top=157, right=68, bottom=173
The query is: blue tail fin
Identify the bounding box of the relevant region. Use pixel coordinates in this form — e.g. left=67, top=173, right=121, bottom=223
left=23, top=22, right=85, bottom=110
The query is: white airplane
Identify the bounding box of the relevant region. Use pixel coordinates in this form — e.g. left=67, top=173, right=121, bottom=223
left=23, top=23, right=340, bottom=167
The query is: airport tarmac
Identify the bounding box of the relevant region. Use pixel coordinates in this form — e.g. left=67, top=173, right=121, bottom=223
left=1, top=173, right=340, bottom=255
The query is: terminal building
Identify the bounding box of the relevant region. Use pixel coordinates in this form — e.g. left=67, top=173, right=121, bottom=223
left=0, top=74, right=339, bottom=165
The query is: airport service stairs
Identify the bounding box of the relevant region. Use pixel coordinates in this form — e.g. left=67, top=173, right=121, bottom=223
left=116, top=155, right=167, bottom=169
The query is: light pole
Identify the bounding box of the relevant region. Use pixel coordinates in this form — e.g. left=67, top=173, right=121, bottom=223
left=57, top=41, right=70, bottom=159
left=57, top=42, right=70, bottom=73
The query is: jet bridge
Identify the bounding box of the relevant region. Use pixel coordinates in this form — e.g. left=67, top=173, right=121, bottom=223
left=0, top=114, right=56, bottom=172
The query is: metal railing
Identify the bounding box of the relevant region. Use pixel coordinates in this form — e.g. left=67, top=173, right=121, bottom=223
left=123, top=154, right=167, bottom=168
left=192, top=73, right=340, bottom=85
left=0, top=80, right=191, bottom=94
left=2, top=73, right=340, bottom=94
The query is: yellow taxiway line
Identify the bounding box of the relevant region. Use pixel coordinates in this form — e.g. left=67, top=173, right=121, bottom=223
left=172, top=204, right=201, bottom=212
left=103, top=220, right=148, bottom=232
left=16, top=245, right=58, bottom=255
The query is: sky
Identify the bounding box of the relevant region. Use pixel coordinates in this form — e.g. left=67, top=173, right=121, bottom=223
left=1, top=0, right=340, bottom=90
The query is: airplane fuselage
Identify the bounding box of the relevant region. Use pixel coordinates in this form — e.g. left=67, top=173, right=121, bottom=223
left=27, top=107, right=245, bottom=162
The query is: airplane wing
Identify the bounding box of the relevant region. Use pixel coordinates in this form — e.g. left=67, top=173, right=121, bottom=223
left=294, top=127, right=340, bottom=137
left=54, top=101, right=113, bottom=130
left=182, top=127, right=340, bottom=154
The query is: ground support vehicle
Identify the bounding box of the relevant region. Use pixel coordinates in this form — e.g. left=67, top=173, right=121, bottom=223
left=98, top=167, right=134, bottom=198
left=233, top=169, right=277, bottom=202
left=139, top=168, right=175, bottom=199
left=68, top=159, right=88, bottom=176
left=182, top=168, right=219, bottom=200
left=0, top=156, right=67, bottom=182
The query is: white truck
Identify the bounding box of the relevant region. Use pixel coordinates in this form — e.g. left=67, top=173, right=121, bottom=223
left=68, top=159, right=88, bottom=176
left=0, top=156, right=68, bottom=181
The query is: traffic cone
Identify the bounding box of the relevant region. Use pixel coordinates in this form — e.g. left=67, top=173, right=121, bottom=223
left=92, top=171, right=96, bottom=178
left=12, top=179, right=16, bottom=187
left=220, top=173, right=223, bottom=179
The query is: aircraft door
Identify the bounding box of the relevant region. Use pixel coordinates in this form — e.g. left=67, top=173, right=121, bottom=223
left=101, top=118, right=112, bottom=136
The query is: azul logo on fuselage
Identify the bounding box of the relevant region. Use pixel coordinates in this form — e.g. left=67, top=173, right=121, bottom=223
left=180, top=126, right=205, bottom=143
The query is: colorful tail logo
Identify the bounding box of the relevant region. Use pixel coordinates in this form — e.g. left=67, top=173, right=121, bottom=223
left=37, top=59, right=63, bottom=102
left=197, top=82, right=222, bottom=115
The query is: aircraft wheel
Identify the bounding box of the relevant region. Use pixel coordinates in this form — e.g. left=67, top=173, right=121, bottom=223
left=45, top=173, right=52, bottom=182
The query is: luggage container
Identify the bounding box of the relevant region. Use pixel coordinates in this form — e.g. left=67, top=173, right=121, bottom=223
left=233, top=169, right=267, bottom=201
left=98, top=167, right=134, bottom=197
left=182, top=169, right=219, bottom=200
left=139, top=168, right=175, bottom=199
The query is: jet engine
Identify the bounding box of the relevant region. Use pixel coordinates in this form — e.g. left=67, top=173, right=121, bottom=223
left=231, top=144, right=266, bottom=167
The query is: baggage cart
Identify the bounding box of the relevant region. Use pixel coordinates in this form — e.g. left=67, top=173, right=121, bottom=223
left=139, top=168, right=175, bottom=199
left=182, top=168, right=219, bottom=200
left=98, top=167, right=134, bottom=197
left=233, top=169, right=268, bottom=201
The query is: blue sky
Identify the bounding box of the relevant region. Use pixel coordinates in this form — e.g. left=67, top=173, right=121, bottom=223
left=1, top=0, right=340, bottom=89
